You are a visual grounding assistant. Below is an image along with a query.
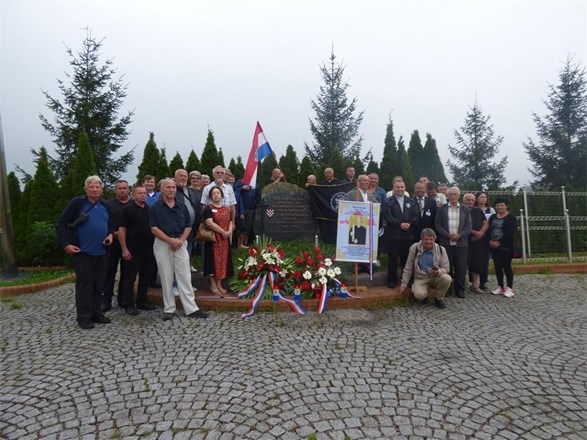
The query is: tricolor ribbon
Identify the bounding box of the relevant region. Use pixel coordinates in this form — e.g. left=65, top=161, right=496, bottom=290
left=241, top=274, right=268, bottom=318
left=268, top=273, right=305, bottom=315
left=317, top=282, right=328, bottom=314
left=334, top=278, right=361, bottom=299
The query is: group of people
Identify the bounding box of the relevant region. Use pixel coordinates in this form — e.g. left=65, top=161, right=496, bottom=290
left=56, top=165, right=248, bottom=329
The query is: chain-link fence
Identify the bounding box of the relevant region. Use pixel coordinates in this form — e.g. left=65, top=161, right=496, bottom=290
left=486, top=189, right=587, bottom=263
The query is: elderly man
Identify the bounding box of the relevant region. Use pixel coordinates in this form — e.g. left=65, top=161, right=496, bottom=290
left=201, top=165, right=237, bottom=224
left=319, top=167, right=341, bottom=185
left=305, top=174, right=317, bottom=187
left=344, top=174, right=378, bottom=203
left=383, top=178, right=420, bottom=288
left=102, top=179, right=131, bottom=311
left=265, top=168, right=284, bottom=186
left=118, top=185, right=157, bottom=315
left=174, top=168, right=201, bottom=268
left=150, top=178, right=208, bottom=320
left=56, top=176, right=114, bottom=329
left=435, top=187, right=472, bottom=298
left=400, top=228, right=452, bottom=309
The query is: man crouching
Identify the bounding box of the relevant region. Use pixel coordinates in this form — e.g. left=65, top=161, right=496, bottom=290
left=399, top=228, right=452, bottom=309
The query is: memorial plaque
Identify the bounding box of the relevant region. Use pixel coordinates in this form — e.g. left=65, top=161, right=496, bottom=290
left=256, top=185, right=318, bottom=241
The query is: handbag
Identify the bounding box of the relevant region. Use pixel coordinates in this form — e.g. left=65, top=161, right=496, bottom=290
left=196, top=222, right=216, bottom=242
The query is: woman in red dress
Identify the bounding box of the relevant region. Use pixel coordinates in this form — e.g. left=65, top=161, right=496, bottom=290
left=202, top=187, right=234, bottom=295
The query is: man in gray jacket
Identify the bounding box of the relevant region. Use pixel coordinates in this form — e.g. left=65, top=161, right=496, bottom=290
left=400, top=228, right=452, bottom=309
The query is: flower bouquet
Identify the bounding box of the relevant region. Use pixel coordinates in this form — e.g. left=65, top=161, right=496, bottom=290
left=290, top=246, right=344, bottom=299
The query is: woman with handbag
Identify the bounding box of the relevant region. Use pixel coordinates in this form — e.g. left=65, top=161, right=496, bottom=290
left=202, top=186, right=234, bottom=295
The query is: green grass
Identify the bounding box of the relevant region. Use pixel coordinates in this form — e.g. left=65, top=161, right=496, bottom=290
left=0, top=270, right=73, bottom=287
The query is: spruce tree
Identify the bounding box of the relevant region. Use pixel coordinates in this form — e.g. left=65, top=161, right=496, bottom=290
left=366, top=160, right=380, bottom=175
left=61, top=130, right=98, bottom=204
left=185, top=149, right=201, bottom=173
left=7, top=172, right=21, bottom=216
left=447, top=102, right=508, bottom=190
left=524, top=57, right=587, bottom=190
left=258, top=154, right=278, bottom=188
left=200, top=129, right=221, bottom=174
left=380, top=117, right=400, bottom=191
left=38, top=33, right=133, bottom=188
left=169, top=151, right=185, bottom=173
left=218, top=148, right=225, bottom=169
left=407, top=130, right=427, bottom=180
left=136, top=132, right=162, bottom=182
left=299, top=156, right=315, bottom=187
left=396, top=137, right=415, bottom=190
left=351, top=156, right=365, bottom=176
left=305, top=49, right=364, bottom=167
left=278, top=145, right=300, bottom=185
left=423, top=133, right=447, bottom=184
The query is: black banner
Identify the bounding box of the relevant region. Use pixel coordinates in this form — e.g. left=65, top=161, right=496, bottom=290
left=308, top=181, right=356, bottom=221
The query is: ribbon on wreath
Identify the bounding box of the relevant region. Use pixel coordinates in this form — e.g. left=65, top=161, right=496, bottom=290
left=239, top=274, right=269, bottom=317
left=317, top=282, right=328, bottom=314
left=267, top=273, right=305, bottom=315
left=334, top=278, right=362, bottom=299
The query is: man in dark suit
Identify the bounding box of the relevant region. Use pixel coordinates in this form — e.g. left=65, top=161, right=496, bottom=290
left=383, top=178, right=420, bottom=288
left=348, top=217, right=367, bottom=245
left=413, top=181, right=437, bottom=240
left=435, top=186, right=472, bottom=298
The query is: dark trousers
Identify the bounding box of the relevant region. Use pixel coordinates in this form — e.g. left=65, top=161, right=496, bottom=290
left=490, top=248, right=514, bottom=288
left=119, top=246, right=156, bottom=307
left=387, top=239, right=412, bottom=284
left=73, top=253, right=108, bottom=324
left=102, top=241, right=126, bottom=306
left=445, top=245, right=468, bottom=294
left=479, top=241, right=491, bottom=287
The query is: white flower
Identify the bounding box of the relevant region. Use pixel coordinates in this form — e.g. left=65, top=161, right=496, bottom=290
left=279, top=270, right=287, bottom=277
left=324, top=258, right=332, bottom=267
left=311, top=282, right=316, bottom=289
left=319, top=276, right=327, bottom=285
left=318, top=267, right=327, bottom=276
left=334, top=267, right=342, bottom=275
left=303, top=271, right=312, bottom=280
left=327, top=269, right=335, bottom=278
left=244, top=256, right=257, bottom=269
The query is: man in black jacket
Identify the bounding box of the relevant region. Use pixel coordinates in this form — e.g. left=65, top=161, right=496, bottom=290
left=383, top=179, right=420, bottom=288
left=412, top=181, right=437, bottom=239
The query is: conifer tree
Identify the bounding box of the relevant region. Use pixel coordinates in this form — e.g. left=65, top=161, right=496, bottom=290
left=61, top=130, right=98, bottom=204
left=38, top=33, right=133, bottom=188
left=218, top=148, right=225, bottom=169
left=168, top=151, right=185, bottom=173
left=423, top=133, right=447, bottom=184
left=380, top=117, right=400, bottom=191
left=351, top=156, right=365, bottom=176
left=299, top=156, right=315, bottom=187
left=447, top=102, right=507, bottom=190
left=407, top=130, right=427, bottom=180
left=136, top=132, right=161, bottom=182
left=524, top=57, right=587, bottom=190
left=185, top=149, right=200, bottom=173
left=7, top=172, right=21, bottom=216
left=157, top=148, right=170, bottom=180
left=396, top=137, right=415, bottom=190
left=258, top=154, right=278, bottom=188
left=366, top=160, right=380, bottom=175
left=278, top=145, right=300, bottom=185
left=305, top=49, right=364, bottom=167
left=231, top=157, right=245, bottom=180
left=200, top=129, right=221, bottom=174
left=327, top=148, right=346, bottom=181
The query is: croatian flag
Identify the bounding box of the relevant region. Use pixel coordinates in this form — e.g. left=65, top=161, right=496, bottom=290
left=242, top=121, right=273, bottom=188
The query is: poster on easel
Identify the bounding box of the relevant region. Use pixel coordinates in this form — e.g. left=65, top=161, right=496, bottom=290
left=335, top=201, right=380, bottom=263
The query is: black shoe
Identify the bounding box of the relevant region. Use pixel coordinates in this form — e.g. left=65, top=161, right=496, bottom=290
left=387, top=282, right=396, bottom=289
left=78, top=321, right=95, bottom=330
left=92, top=314, right=111, bottom=324
left=422, top=297, right=429, bottom=305
left=101, top=303, right=112, bottom=313
left=435, top=299, right=447, bottom=309
left=137, top=303, right=156, bottom=311
left=162, top=312, right=174, bottom=321
left=456, top=290, right=466, bottom=298
left=125, top=306, right=139, bottom=316
left=187, top=310, right=208, bottom=319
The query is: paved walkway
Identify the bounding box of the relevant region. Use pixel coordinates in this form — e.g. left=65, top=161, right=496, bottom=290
left=1, top=274, right=586, bottom=440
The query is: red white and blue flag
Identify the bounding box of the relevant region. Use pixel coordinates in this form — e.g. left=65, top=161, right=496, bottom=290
left=242, top=121, right=273, bottom=188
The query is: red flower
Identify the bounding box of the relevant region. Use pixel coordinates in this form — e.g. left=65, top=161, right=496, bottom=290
left=303, top=251, right=311, bottom=258
left=314, top=246, right=322, bottom=253
left=267, top=243, right=276, bottom=252
left=256, top=262, right=265, bottom=271
left=307, top=258, right=314, bottom=266
left=317, top=262, right=324, bottom=269
left=277, top=249, right=285, bottom=259
left=302, top=280, right=312, bottom=291
left=248, top=247, right=258, bottom=257
left=295, top=257, right=302, bottom=265
left=316, top=253, right=324, bottom=261
left=294, top=270, right=302, bottom=279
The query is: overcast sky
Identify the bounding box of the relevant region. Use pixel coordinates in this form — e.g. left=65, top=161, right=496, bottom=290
left=1, top=0, right=585, bottom=187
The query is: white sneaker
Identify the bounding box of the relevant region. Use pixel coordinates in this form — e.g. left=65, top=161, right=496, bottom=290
left=491, top=287, right=504, bottom=295
left=504, top=287, right=515, bottom=298
left=375, top=260, right=381, bottom=267
left=190, top=265, right=197, bottom=273
left=173, top=286, right=179, bottom=297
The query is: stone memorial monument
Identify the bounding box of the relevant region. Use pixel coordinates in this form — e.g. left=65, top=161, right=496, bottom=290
left=255, top=182, right=318, bottom=241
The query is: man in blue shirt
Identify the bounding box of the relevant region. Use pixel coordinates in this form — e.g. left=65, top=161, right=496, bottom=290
left=56, top=176, right=114, bottom=329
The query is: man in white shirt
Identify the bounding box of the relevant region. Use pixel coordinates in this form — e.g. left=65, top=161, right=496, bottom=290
left=200, top=165, right=237, bottom=225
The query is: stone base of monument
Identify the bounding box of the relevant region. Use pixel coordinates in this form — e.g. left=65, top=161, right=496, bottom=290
left=146, top=269, right=405, bottom=312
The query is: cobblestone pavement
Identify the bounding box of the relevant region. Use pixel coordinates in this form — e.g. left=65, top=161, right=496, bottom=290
left=1, top=274, right=586, bottom=440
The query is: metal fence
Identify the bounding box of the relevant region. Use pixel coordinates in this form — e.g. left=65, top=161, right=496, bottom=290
left=486, top=188, right=587, bottom=263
